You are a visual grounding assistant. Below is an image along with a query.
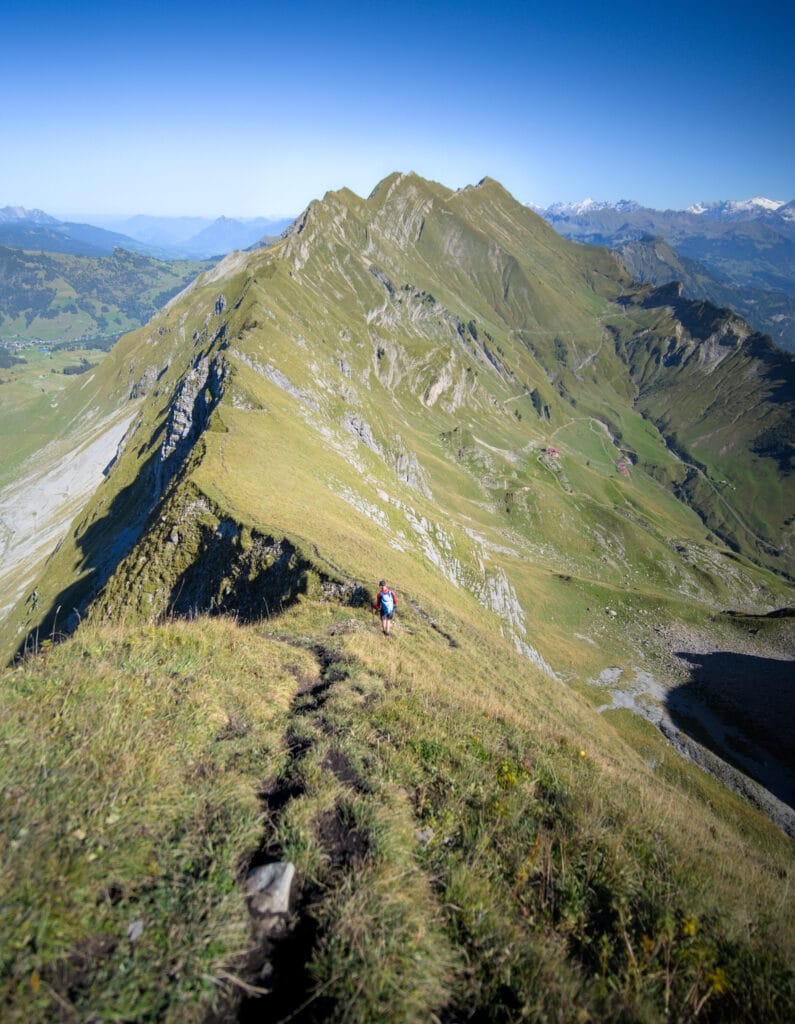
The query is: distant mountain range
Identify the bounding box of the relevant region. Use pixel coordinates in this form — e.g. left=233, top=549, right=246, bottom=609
left=540, top=196, right=794, bottom=221
left=0, top=206, right=175, bottom=260
left=0, top=207, right=294, bottom=260
left=686, top=197, right=794, bottom=221
left=535, top=197, right=795, bottom=351
left=0, top=207, right=294, bottom=345
left=94, top=213, right=294, bottom=257
left=0, top=207, right=59, bottom=225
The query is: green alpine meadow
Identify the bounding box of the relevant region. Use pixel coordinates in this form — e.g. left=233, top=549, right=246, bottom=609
left=0, top=246, right=211, bottom=347
left=1, top=173, right=793, bottom=1022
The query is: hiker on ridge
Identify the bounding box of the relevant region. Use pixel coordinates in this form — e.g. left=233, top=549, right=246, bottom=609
left=374, top=580, right=397, bottom=637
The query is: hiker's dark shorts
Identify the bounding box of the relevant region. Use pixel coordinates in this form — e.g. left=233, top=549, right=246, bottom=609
left=380, top=610, right=394, bottom=620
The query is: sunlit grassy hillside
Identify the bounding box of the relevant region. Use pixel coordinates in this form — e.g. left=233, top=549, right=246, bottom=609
left=1, top=173, right=793, bottom=1021
left=2, top=604, right=792, bottom=1022
left=0, top=246, right=210, bottom=344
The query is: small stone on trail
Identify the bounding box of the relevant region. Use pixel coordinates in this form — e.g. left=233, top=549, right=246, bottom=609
left=127, top=919, right=144, bottom=942
left=415, top=827, right=434, bottom=844
left=245, top=861, right=295, bottom=917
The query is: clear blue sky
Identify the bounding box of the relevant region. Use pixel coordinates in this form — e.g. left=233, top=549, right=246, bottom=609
left=2, top=0, right=793, bottom=217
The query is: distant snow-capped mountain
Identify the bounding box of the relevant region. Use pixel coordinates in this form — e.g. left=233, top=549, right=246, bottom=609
left=540, top=198, right=640, bottom=217
left=534, top=195, right=795, bottom=239
left=533, top=193, right=795, bottom=353
left=686, top=197, right=786, bottom=219
left=535, top=196, right=789, bottom=222
left=0, top=206, right=59, bottom=224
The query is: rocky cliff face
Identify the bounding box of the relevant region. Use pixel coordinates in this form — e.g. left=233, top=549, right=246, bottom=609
left=156, top=352, right=228, bottom=496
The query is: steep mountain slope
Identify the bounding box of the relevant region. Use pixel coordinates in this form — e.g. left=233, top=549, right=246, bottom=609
left=675, top=220, right=795, bottom=296
left=4, top=169, right=793, bottom=714
left=616, top=234, right=795, bottom=352
left=1, top=173, right=793, bottom=1022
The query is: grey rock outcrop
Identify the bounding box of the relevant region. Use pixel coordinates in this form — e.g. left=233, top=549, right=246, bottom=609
left=156, top=353, right=227, bottom=496
left=245, top=861, right=295, bottom=931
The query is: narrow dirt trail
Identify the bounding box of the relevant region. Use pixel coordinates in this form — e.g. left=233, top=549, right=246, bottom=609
left=229, top=633, right=381, bottom=1022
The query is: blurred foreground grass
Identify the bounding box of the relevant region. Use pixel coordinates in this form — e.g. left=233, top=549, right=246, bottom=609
left=1, top=602, right=792, bottom=1022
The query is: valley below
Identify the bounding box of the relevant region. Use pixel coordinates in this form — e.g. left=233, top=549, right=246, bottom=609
left=0, top=408, right=134, bottom=628
left=590, top=615, right=795, bottom=835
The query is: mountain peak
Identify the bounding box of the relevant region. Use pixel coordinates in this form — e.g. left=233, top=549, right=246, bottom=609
left=366, top=170, right=450, bottom=206
left=470, top=176, right=516, bottom=202
left=542, top=198, right=640, bottom=217
left=367, top=171, right=415, bottom=201
left=368, top=171, right=401, bottom=197
left=0, top=205, right=59, bottom=224
left=686, top=197, right=786, bottom=218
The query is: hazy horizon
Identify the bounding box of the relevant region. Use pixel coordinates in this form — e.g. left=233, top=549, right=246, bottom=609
left=44, top=211, right=294, bottom=225
left=11, top=181, right=795, bottom=229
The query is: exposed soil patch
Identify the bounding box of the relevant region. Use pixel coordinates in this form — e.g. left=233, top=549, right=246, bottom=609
left=294, top=678, right=334, bottom=715
left=44, top=936, right=117, bottom=1018
left=231, top=893, right=329, bottom=1024
left=315, top=805, right=370, bottom=867
left=256, top=773, right=306, bottom=820
left=321, top=748, right=366, bottom=792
